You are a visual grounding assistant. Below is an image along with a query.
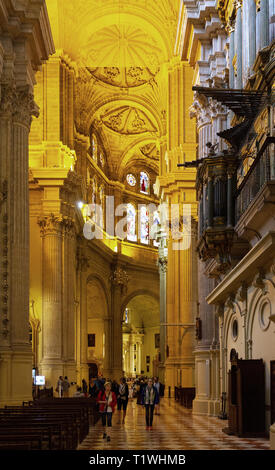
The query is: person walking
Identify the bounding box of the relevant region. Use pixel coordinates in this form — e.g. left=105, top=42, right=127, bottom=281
left=117, top=377, right=129, bottom=424
left=97, top=381, right=117, bottom=442
left=56, top=376, right=63, bottom=398
left=82, top=379, right=88, bottom=397
left=62, top=376, right=70, bottom=397
left=111, top=379, right=119, bottom=398
left=141, top=378, right=159, bottom=429
left=153, top=377, right=161, bottom=415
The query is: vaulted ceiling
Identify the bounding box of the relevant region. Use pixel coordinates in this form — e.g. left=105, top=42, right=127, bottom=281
left=46, top=0, right=181, bottom=179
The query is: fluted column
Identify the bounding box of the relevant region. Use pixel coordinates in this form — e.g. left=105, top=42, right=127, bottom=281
left=38, top=215, right=64, bottom=386
left=158, top=242, right=167, bottom=384
left=63, top=219, right=77, bottom=384
left=165, top=217, right=197, bottom=395
left=0, top=84, right=38, bottom=405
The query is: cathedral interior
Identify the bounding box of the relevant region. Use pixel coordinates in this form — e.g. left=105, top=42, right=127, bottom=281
left=0, top=0, right=275, bottom=451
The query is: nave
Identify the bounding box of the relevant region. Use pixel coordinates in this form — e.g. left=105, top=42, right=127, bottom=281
left=78, top=398, right=270, bottom=451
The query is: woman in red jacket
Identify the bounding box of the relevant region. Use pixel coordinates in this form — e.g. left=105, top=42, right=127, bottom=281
left=97, top=381, right=117, bottom=442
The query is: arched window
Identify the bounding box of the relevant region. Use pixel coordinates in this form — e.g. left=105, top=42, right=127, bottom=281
left=153, top=210, right=160, bottom=247
left=140, top=171, right=150, bottom=194
left=126, top=173, right=137, bottom=187
left=127, top=203, right=137, bottom=242
left=99, top=153, right=105, bottom=168
left=140, top=205, right=149, bottom=244
left=91, top=135, right=98, bottom=161
left=99, top=185, right=104, bottom=228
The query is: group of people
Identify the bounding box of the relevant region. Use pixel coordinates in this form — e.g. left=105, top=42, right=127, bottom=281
left=56, top=377, right=89, bottom=398
left=96, top=376, right=163, bottom=442
left=55, top=376, right=71, bottom=397
left=56, top=374, right=163, bottom=443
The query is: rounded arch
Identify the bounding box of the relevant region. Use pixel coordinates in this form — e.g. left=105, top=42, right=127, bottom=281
left=223, top=301, right=243, bottom=362
left=247, top=287, right=273, bottom=344
left=121, top=288, right=159, bottom=319
left=86, top=273, right=110, bottom=318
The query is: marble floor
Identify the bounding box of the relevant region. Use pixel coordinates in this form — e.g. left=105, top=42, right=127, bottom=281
left=77, top=398, right=270, bottom=451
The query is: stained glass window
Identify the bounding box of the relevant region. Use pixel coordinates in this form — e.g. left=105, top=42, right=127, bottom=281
left=127, top=203, right=137, bottom=242
left=140, top=171, right=150, bottom=194
left=100, top=153, right=105, bottom=168
left=140, top=205, right=149, bottom=244
left=91, top=135, right=97, bottom=161
left=126, top=173, right=136, bottom=187
left=153, top=210, right=160, bottom=247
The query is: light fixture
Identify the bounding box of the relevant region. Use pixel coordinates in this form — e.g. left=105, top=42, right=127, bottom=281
left=77, top=201, right=84, bottom=209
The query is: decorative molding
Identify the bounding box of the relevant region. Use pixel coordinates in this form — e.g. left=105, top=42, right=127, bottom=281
left=236, top=282, right=247, bottom=302
left=38, top=214, right=64, bottom=236
left=101, top=106, right=157, bottom=135
left=109, top=266, right=129, bottom=294
left=158, top=256, right=167, bottom=274
left=252, top=269, right=266, bottom=293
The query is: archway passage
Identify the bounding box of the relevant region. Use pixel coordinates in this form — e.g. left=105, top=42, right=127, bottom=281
left=122, top=294, right=160, bottom=378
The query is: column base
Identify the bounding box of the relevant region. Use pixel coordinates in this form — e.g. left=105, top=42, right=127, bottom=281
left=192, top=397, right=220, bottom=416
left=40, top=359, right=66, bottom=394
left=0, top=348, right=33, bottom=407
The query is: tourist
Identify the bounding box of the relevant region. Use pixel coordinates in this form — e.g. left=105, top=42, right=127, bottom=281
left=56, top=376, right=63, bottom=397
left=141, top=378, right=159, bottom=429
left=153, top=377, right=161, bottom=414
left=117, top=377, right=129, bottom=424
left=82, top=379, right=88, bottom=397
left=97, top=381, right=117, bottom=442
left=62, top=376, right=70, bottom=397
left=111, top=379, right=119, bottom=397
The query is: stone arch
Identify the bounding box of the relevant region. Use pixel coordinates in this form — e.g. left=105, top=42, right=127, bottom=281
left=121, top=288, right=159, bottom=319
left=86, top=275, right=110, bottom=373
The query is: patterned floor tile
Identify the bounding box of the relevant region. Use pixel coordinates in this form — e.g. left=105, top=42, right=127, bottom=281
left=77, top=398, right=270, bottom=451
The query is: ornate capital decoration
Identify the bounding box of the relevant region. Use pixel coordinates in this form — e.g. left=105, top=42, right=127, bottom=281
left=109, top=266, right=129, bottom=294
left=0, top=83, right=16, bottom=114
left=158, top=256, right=167, bottom=274
left=38, top=214, right=64, bottom=236
left=0, top=84, right=39, bottom=127
left=12, top=86, right=39, bottom=127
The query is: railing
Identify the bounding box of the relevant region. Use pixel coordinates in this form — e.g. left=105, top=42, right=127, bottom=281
left=236, top=137, right=275, bottom=221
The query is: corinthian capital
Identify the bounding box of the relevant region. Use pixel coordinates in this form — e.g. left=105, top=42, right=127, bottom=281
left=0, top=83, right=16, bottom=114
left=12, top=85, right=39, bottom=127
left=38, top=214, right=64, bottom=236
